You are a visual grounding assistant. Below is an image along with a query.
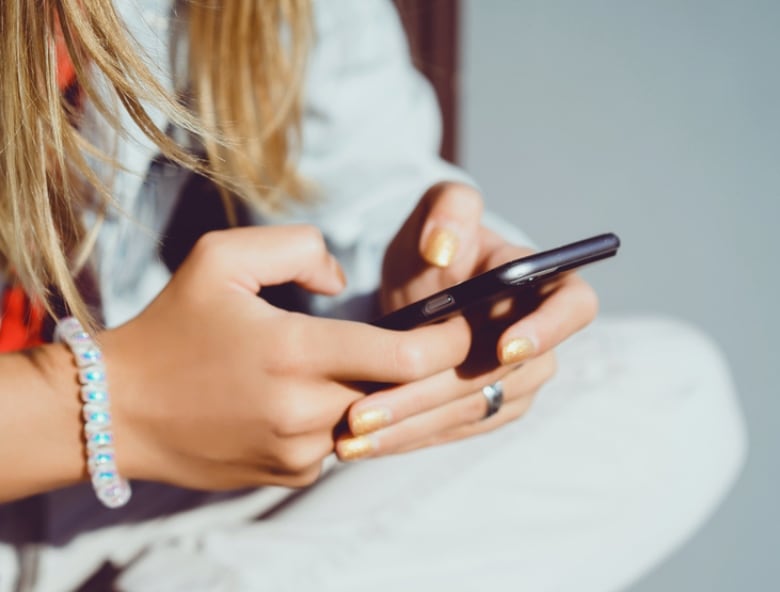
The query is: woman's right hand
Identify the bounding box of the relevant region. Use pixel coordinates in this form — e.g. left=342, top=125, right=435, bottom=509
left=99, top=226, right=470, bottom=490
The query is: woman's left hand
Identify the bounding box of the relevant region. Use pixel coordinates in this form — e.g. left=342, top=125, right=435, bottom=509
left=335, top=182, right=598, bottom=460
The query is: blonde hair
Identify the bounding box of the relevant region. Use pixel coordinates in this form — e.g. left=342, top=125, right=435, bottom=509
left=0, top=0, right=311, bottom=326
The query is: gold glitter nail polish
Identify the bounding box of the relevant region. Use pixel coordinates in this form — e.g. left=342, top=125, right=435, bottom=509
left=352, top=408, right=392, bottom=436
left=422, top=228, right=459, bottom=268
left=338, top=436, right=376, bottom=461
left=500, top=337, right=535, bottom=365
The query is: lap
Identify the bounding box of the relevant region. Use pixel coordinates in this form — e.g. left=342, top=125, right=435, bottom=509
left=1, top=315, right=747, bottom=592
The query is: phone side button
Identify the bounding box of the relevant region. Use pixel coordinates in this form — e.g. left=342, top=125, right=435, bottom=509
left=423, top=294, right=455, bottom=316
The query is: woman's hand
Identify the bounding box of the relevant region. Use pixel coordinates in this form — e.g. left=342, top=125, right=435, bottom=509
left=335, top=183, right=598, bottom=459
left=100, top=226, right=472, bottom=490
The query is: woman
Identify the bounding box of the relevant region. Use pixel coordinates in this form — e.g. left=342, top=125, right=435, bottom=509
left=0, top=1, right=745, bottom=590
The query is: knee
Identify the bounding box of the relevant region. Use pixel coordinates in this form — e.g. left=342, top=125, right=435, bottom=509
left=597, top=315, right=748, bottom=518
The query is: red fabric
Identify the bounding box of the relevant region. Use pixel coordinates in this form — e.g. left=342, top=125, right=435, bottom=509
left=0, top=28, right=75, bottom=352
left=55, top=18, right=77, bottom=91
left=0, top=287, right=45, bottom=352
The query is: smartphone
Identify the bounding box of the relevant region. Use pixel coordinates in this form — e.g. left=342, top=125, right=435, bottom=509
left=373, top=232, right=620, bottom=330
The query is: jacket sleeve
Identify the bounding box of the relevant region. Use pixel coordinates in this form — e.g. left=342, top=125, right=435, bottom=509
left=254, top=0, right=531, bottom=321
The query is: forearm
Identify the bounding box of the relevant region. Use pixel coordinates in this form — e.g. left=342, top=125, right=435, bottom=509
left=0, top=343, right=85, bottom=502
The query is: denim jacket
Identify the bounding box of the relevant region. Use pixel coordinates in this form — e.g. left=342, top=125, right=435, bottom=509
left=3, top=0, right=528, bottom=330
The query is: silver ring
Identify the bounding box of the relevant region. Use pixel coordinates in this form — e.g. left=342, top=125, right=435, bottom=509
left=481, top=381, right=504, bottom=419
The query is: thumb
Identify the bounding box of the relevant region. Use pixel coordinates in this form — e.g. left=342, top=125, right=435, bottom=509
left=418, top=182, right=483, bottom=274
left=185, top=225, right=346, bottom=296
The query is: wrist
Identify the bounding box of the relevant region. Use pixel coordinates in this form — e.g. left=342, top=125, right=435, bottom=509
left=93, top=327, right=137, bottom=482
left=96, top=325, right=157, bottom=484
left=2, top=343, right=86, bottom=498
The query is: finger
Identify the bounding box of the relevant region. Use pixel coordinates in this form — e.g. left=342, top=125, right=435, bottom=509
left=270, top=313, right=473, bottom=383
left=389, top=355, right=554, bottom=455
left=337, top=352, right=556, bottom=459
left=393, top=395, right=537, bottom=455
left=258, top=377, right=365, bottom=436
left=185, top=225, right=347, bottom=296
left=496, top=274, right=598, bottom=365
left=381, top=184, right=486, bottom=316
left=346, top=357, right=512, bottom=435
left=477, top=233, right=535, bottom=274
left=262, top=432, right=336, bottom=480
left=418, top=183, right=484, bottom=272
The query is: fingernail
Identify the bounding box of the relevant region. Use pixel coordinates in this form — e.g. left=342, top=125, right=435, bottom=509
left=338, top=435, right=377, bottom=461
left=422, top=227, right=459, bottom=268
left=500, top=337, right=536, bottom=365
left=352, top=408, right=392, bottom=436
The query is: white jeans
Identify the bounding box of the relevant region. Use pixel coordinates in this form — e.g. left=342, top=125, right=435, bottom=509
left=0, top=316, right=746, bottom=592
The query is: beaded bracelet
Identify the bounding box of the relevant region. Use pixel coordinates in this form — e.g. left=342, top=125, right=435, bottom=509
left=55, top=317, right=132, bottom=509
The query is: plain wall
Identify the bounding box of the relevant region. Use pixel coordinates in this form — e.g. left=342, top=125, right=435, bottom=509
left=461, top=0, right=779, bottom=589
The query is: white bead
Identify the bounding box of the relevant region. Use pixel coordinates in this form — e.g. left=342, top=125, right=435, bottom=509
left=65, top=331, right=92, bottom=348
left=86, top=430, right=113, bottom=449
left=73, top=345, right=103, bottom=367
left=97, top=480, right=132, bottom=509
left=79, top=364, right=107, bottom=385
left=54, top=317, right=82, bottom=341
left=83, top=404, right=112, bottom=427
left=91, top=469, right=118, bottom=489
left=88, top=447, right=115, bottom=465
left=81, top=385, right=110, bottom=404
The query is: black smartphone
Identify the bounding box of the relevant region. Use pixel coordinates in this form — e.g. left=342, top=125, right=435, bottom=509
left=373, top=232, right=620, bottom=330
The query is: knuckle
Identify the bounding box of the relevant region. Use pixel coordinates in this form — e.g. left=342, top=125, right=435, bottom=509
left=521, top=394, right=536, bottom=414
left=508, top=403, right=529, bottom=422
left=268, top=395, right=313, bottom=438
left=431, top=181, right=484, bottom=216
left=279, top=442, right=321, bottom=475
left=191, top=230, right=230, bottom=264
left=294, top=224, right=327, bottom=255
left=392, top=337, right=429, bottom=381
left=463, top=393, right=488, bottom=423
left=462, top=184, right=486, bottom=216
left=267, top=316, right=308, bottom=375
left=542, top=352, right=558, bottom=381
left=283, top=464, right=323, bottom=489
left=275, top=457, right=322, bottom=489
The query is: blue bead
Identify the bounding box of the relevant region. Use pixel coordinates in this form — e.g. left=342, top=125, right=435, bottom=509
left=97, top=471, right=115, bottom=482
left=86, top=370, right=105, bottom=382
left=90, top=412, right=109, bottom=423
left=80, top=350, right=101, bottom=362
left=91, top=433, right=112, bottom=445
left=95, top=453, right=113, bottom=464
left=87, top=391, right=107, bottom=402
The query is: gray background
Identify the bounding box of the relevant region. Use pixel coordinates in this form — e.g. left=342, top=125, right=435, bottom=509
left=460, top=0, right=778, bottom=590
